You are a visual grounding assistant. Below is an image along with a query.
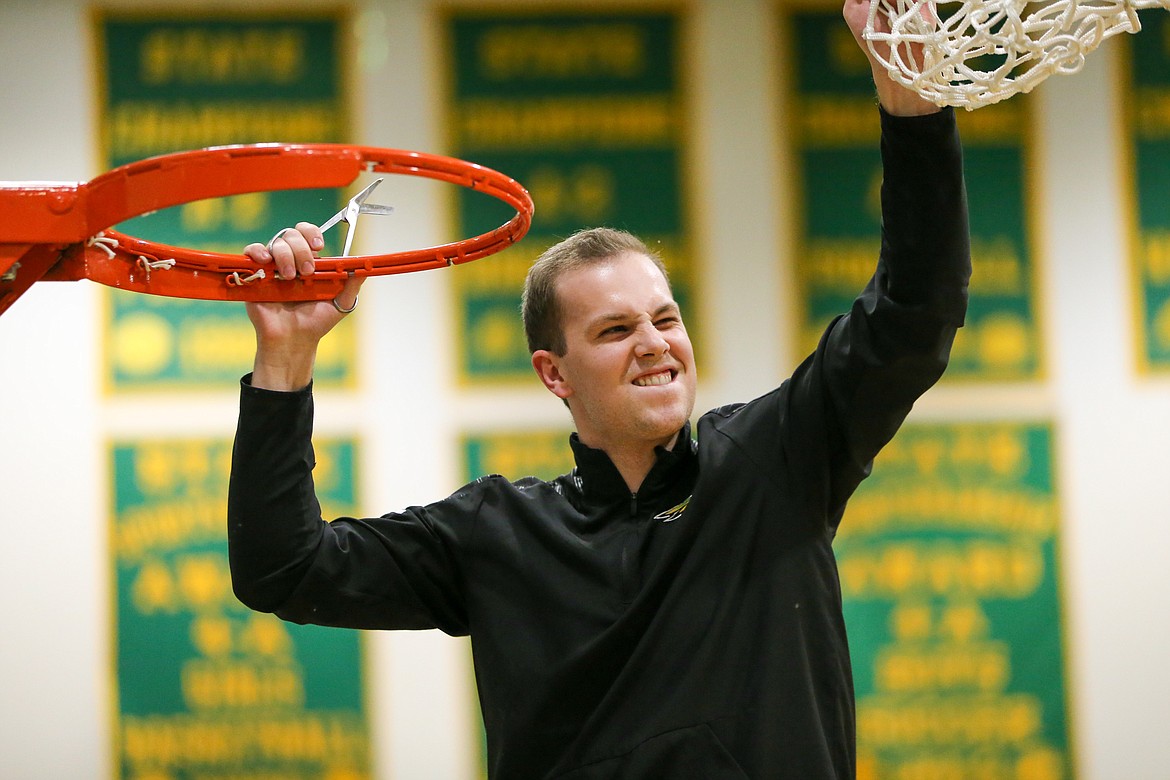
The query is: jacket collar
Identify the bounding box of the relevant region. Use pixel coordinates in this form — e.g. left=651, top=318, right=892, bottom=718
left=568, top=421, right=696, bottom=506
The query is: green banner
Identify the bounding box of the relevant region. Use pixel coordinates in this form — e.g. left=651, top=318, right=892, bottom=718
left=838, top=422, right=1071, bottom=778
left=111, top=436, right=369, bottom=779
left=784, top=10, right=1042, bottom=381
left=95, top=12, right=355, bottom=391
left=1124, top=10, right=1170, bottom=372
left=445, top=8, right=695, bottom=382
left=463, top=429, right=575, bottom=482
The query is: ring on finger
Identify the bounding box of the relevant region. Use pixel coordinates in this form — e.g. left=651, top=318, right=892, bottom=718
left=332, top=295, right=358, bottom=314
left=265, top=227, right=296, bottom=254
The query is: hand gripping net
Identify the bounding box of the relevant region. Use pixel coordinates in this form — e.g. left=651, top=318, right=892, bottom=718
left=864, top=0, right=1170, bottom=109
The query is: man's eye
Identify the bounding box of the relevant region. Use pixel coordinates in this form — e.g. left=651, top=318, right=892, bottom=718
left=655, top=317, right=679, bottom=328
left=602, top=325, right=628, bottom=336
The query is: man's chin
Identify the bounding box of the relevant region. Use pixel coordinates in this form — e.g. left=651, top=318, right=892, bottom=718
left=646, top=408, right=693, bottom=441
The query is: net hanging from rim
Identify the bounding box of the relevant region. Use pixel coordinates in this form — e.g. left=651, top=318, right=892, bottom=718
left=864, top=0, right=1170, bottom=109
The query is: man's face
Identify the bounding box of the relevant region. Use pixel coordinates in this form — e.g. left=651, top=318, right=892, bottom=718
left=531, top=251, right=697, bottom=455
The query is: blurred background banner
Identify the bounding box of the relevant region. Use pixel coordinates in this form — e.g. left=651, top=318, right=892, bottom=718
left=463, top=429, right=575, bottom=483
left=837, top=422, right=1071, bottom=779
left=94, top=10, right=356, bottom=392
left=783, top=8, right=1043, bottom=381
left=1125, top=9, right=1170, bottom=373
left=111, top=436, right=370, bottom=779
left=445, top=7, right=696, bottom=383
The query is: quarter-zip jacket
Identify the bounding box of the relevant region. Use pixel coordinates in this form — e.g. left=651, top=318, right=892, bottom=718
left=228, top=107, right=970, bottom=779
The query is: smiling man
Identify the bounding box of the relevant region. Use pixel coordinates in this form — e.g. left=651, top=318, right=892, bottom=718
left=526, top=230, right=697, bottom=491
left=227, top=2, right=971, bottom=777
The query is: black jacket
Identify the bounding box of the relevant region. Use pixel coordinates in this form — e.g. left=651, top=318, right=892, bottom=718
left=228, top=107, right=970, bottom=779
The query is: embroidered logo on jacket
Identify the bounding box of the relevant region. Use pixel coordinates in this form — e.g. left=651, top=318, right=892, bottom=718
left=653, top=496, right=691, bottom=523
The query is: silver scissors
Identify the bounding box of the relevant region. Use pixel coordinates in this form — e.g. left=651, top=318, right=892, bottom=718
left=319, top=178, right=395, bottom=257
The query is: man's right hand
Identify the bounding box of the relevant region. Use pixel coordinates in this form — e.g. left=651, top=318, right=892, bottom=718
left=241, top=223, right=363, bottom=391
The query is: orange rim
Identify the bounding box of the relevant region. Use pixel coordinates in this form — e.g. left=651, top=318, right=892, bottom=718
left=70, top=143, right=533, bottom=302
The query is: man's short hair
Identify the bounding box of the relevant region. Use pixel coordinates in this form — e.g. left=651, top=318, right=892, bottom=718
left=521, top=227, right=669, bottom=355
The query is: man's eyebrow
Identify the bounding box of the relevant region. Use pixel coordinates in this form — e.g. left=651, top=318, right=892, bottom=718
left=587, top=302, right=680, bottom=330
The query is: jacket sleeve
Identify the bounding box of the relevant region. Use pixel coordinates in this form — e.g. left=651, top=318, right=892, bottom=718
left=721, top=106, right=971, bottom=530
left=816, top=105, right=971, bottom=510
left=226, top=376, right=470, bottom=635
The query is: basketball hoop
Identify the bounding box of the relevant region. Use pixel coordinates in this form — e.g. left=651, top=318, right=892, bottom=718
left=864, top=0, right=1170, bottom=109
left=0, top=144, right=534, bottom=316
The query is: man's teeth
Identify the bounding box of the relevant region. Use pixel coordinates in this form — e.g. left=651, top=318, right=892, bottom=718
left=634, top=372, right=672, bottom=387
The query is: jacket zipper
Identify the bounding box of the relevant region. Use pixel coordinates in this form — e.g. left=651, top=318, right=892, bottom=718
left=620, top=491, right=638, bottom=604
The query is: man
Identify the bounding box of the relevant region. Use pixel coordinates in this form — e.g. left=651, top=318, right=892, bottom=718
left=228, top=2, right=970, bottom=777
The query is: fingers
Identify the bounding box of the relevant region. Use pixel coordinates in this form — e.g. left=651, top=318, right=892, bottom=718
left=842, top=0, right=876, bottom=39
left=843, top=0, right=885, bottom=67
left=243, top=242, right=270, bottom=264
left=245, top=223, right=326, bottom=281
left=332, top=275, right=365, bottom=315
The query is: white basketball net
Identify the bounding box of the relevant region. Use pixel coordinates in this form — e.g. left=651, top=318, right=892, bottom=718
left=864, top=0, right=1169, bottom=109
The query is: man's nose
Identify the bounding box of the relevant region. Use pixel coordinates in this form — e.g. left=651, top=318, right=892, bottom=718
left=635, top=323, right=669, bottom=357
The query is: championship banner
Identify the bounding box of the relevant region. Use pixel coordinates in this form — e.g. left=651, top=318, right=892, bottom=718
left=837, top=422, right=1071, bottom=778
left=1123, top=9, right=1170, bottom=373
left=111, top=437, right=370, bottom=779
left=444, top=8, right=695, bottom=383
left=463, top=429, right=576, bottom=483
left=95, top=12, right=355, bottom=392
left=783, top=8, right=1042, bottom=381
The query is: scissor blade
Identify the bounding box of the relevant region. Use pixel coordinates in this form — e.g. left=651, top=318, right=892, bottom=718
left=350, top=178, right=385, bottom=205
left=319, top=208, right=347, bottom=233
left=319, top=178, right=395, bottom=256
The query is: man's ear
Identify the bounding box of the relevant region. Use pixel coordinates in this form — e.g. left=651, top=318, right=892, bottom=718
left=532, top=350, right=572, bottom=400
